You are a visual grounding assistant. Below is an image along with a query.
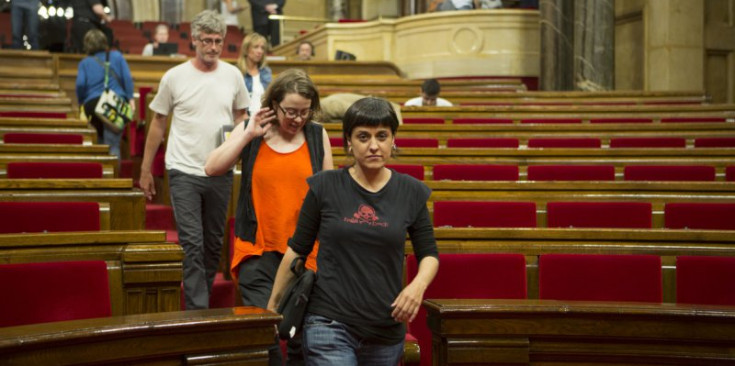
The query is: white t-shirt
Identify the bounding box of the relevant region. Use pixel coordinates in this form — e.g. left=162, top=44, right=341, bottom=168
left=142, top=43, right=154, bottom=56
left=150, top=60, right=249, bottom=176
left=404, top=96, right=453, bottom=107
left=249, top=73, right=265, bottom=115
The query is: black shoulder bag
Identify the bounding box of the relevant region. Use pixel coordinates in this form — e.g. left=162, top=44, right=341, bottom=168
left=276, top=256, right=316, bottom=340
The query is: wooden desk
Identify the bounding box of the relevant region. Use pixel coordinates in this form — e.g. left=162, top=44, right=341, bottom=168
left=425, top=298, right=735, bottom=365
left=0, top=231, right=181, bottom=315
left=0, top=306, right=280, bottom=366
left=0, top=126, right=98, bottom=145
left=0, top=117, right=88, bottom=128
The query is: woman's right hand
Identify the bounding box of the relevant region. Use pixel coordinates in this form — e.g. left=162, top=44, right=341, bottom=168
left=244, top=107, right=276, bottom=139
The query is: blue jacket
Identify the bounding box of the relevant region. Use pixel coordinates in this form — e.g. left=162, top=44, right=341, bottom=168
left=76, top=50, right=134, bottom=105
left=244, top=65, right=272, bottom=94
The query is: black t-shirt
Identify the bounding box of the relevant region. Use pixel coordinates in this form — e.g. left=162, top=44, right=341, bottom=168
left=289, top=167, right=438, bottom=344
left=72, top=0, right=101, bottom=24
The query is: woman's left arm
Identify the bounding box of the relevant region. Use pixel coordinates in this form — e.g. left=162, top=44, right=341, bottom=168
left=391, top=205, right=439, bottom=322
left=321, top=127, right=333, bottom=170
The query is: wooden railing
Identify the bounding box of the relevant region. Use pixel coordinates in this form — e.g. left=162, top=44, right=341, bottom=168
left=0, top=306, right=280, bottom=365
left=425, top=298, right=735, bottom=365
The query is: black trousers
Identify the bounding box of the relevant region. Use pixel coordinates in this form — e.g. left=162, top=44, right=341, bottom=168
left=238, top=251, right=304, bottom=366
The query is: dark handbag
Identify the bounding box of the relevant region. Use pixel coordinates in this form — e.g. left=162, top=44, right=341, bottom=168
left=276, top=256, right=315, bottom=340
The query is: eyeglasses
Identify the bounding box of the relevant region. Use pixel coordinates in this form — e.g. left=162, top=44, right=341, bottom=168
left=277, top=104, right=312, bottom=119
left=198, top=37, right=224, bottom=46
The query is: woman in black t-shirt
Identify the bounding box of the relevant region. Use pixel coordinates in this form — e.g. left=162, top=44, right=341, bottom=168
left=268, top=97, right=440, bottom=365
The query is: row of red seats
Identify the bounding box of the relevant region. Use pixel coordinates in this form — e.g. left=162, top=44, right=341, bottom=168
left=15, top=132, right=733, bottom=149
left=0, top=200, right=234, bottom=310
left=433, top=201, right=735, bottom=230
left=330, top=136, right=735, bottom=148
left=402, top=116, right=732, bottom=124
left=6, top=161, right=735, bottom=182
left=384, top=164, right=735, bottom=182
left=454, top=100, right=705, bottom=106
left=405, top=253, right=735, bottom=366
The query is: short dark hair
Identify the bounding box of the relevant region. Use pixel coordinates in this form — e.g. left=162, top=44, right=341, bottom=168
left=83, top=29, right=108, bottom=54
left=262, top=68, right=321, bottom=126
left=421, top=79, right=441, bottom=96
left=342, top=97, right=399, bottom=152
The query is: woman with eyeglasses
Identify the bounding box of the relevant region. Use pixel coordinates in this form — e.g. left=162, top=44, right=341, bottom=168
left=237, top=32, right=272, bottom=116
left=205, top=68, right=333, bottom=366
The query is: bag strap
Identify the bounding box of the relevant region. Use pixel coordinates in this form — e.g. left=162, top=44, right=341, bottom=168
left=289, top=256, right=307, bottom=277
left=92, top=51, right=126, bottom=93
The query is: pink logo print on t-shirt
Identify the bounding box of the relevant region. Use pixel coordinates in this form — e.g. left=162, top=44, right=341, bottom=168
left=343, top=204, right=389, bottom=227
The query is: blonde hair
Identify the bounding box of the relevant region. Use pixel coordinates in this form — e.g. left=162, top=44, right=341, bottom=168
left=237, top=33, right=268, bottom=73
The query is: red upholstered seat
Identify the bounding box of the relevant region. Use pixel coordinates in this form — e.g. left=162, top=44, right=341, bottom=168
left=546, top=201, right=652, bottom=228
left=521, top=118, right=582, bottom=124
left=407, top=253, right=527, bottom=366
left=329, top=137, right=343, bottom=149
left=539, top=254, right=662, bottom=303
left=433, top=164, right=519, bottom=181
left=0, top=111, right=67, bottom=119
left=527, top=138, right=601, bottom=148
left=3, top=132, right=84, bottom=145
left=433, top=201, right=536, bottom=228
left=623, top=165, right=716, bottom=181
left=395, top=137, right=439, bottom=148
left=694, top=137, right=735, bottom=148
left=0, top=201, right=101, bottom=233
left=661, top=117, right=726, bottom=123
left=402, top=117, right=444, bottom=124
left=527, top=165, right=615, bottom=181
left=589, top=118, right=652, bottom=123
left=727, top=166, right=735, bottom=181
left=7, top=162, right=104, bottom=179
left=452, top=118, right=513, bottom=124
left=664, top=203, right=735, bottom=230
left=446, top=137, right=519, bottom=148
left=610, top=137, right=686, bottom=148
left=0, top=261, right=111, bottom=327
left=676, top=256, right=735, bottom=306
left=387, top=164, right=424, bottom=180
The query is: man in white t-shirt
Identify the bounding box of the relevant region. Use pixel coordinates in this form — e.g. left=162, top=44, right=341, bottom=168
left=140, top=10, right=249, bottom=310
left=404, top=78, right=453, bottom=107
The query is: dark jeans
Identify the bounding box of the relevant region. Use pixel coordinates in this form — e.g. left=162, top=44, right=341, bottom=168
left=11, top=3, right=39, bottom=49
left=169, top=169, right=232, bottom=310
left=238, top=251, right=304, bottom=366
left=302, top=314, right=404, bottom=366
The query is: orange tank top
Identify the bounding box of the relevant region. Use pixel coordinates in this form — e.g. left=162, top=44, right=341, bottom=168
left=231, top=140, right=319, bottom=277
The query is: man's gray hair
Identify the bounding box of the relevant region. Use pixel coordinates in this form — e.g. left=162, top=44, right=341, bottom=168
left=191, top=10, right=226, bottom=39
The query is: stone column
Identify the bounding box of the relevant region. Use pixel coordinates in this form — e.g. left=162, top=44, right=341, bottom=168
left=539, top=0, right=575, bottom=91
left=645, top=0, right=704, bottom=91
left=540, top=0, right=614, bottom=91
left=574, top=0, right=614, bottom=90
